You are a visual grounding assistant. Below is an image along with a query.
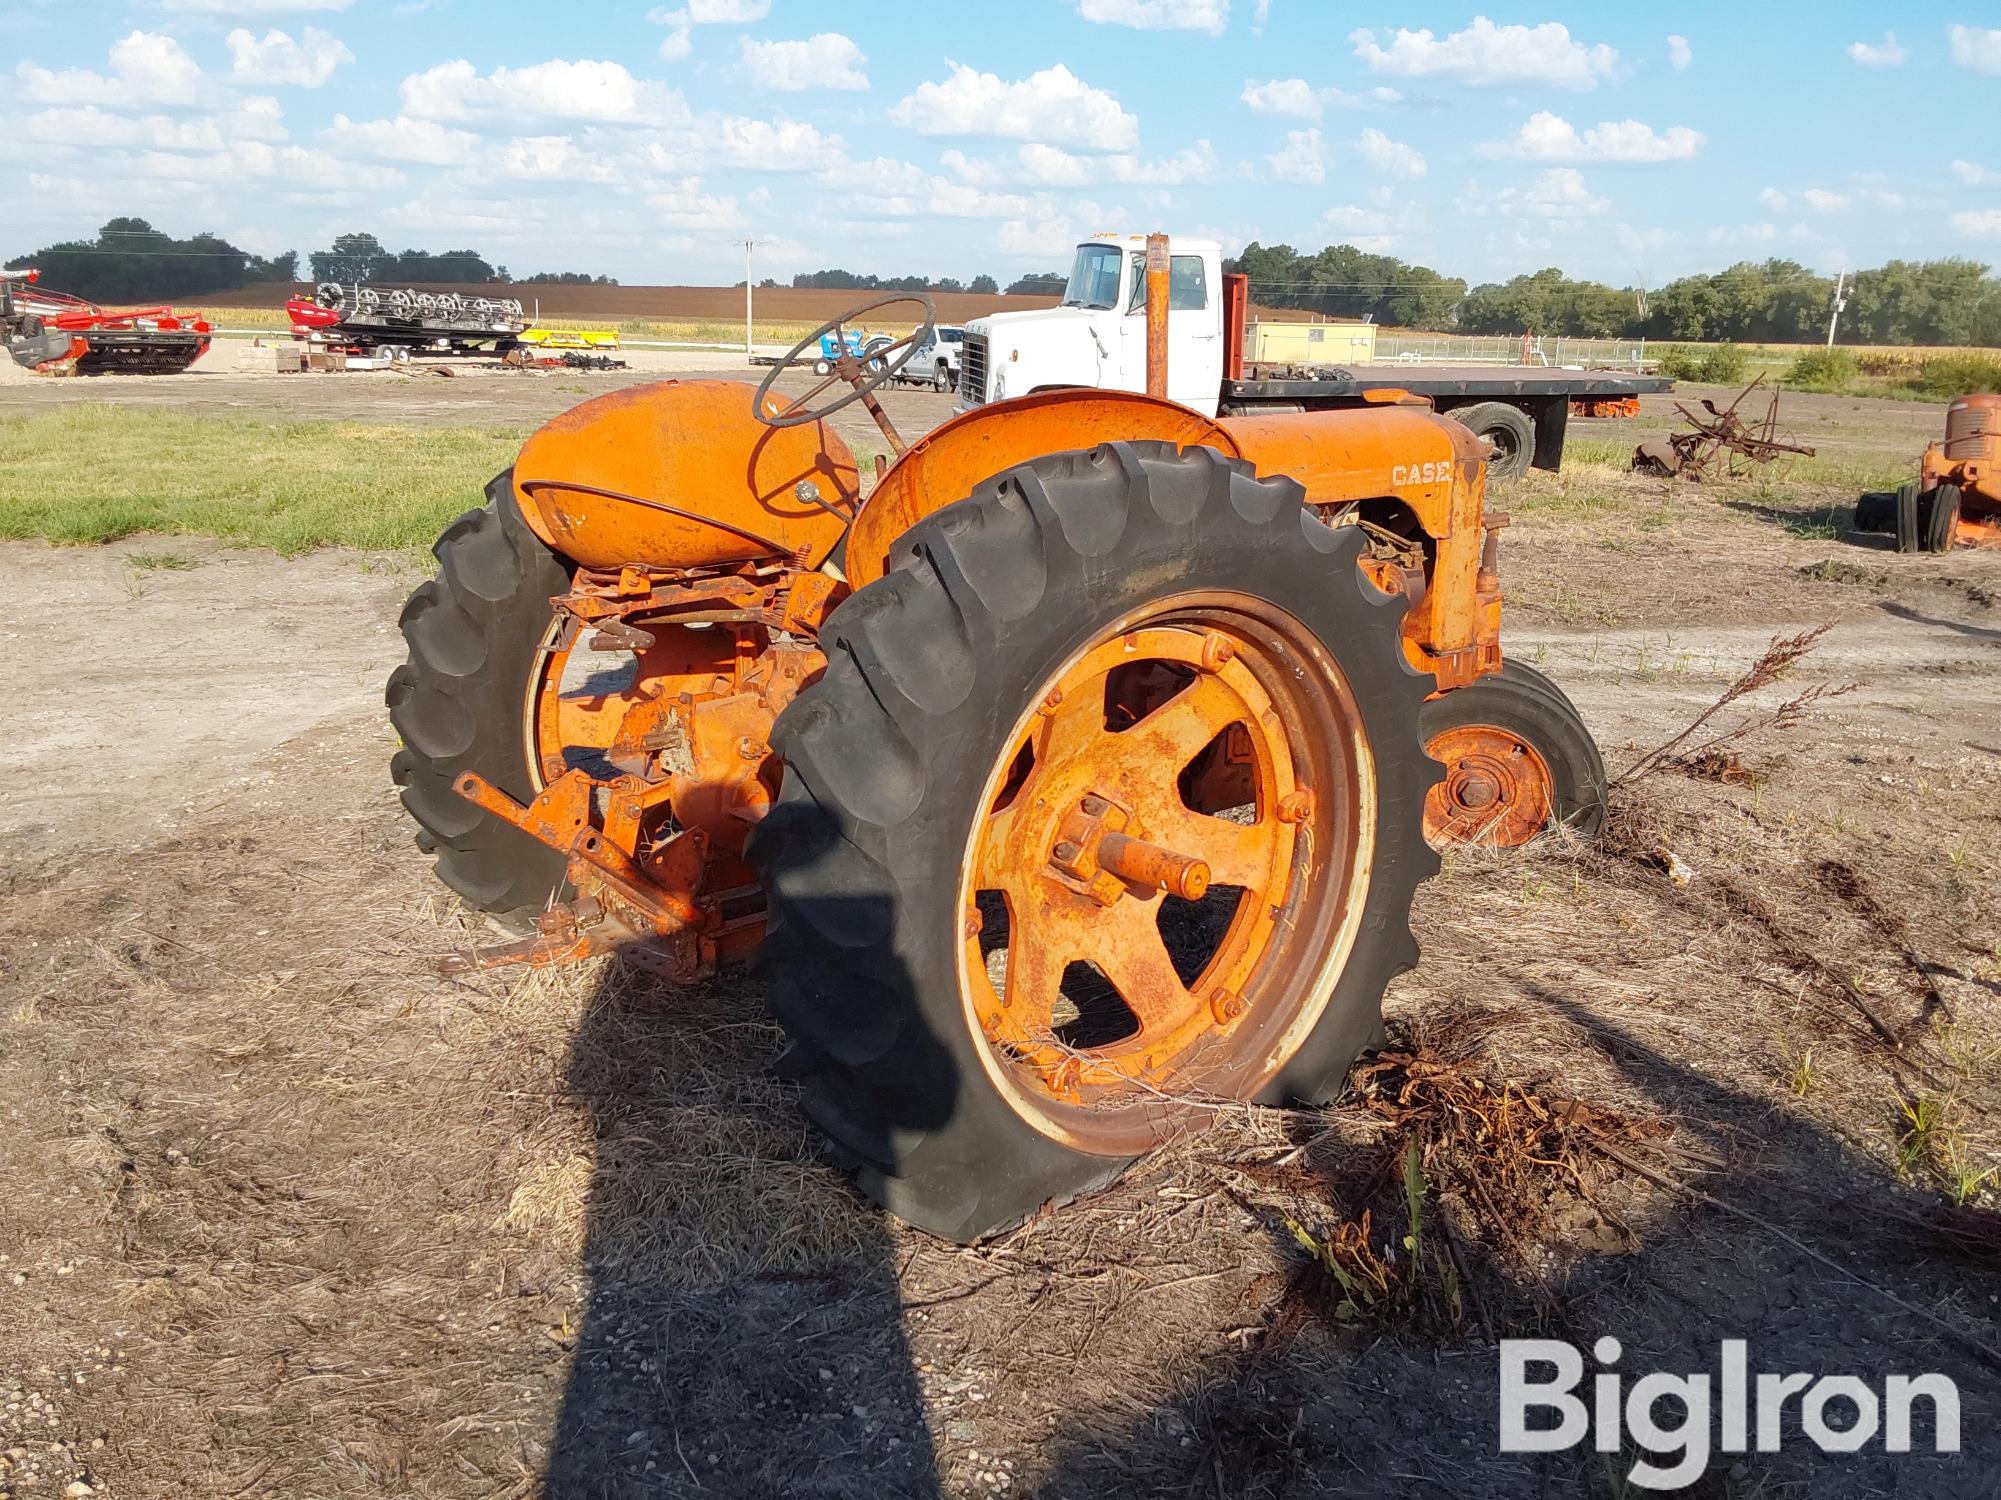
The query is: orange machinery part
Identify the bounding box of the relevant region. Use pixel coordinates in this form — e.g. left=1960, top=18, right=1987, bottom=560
left=1920, top=393, right=2001, bottom=549
left=511, top=380, right=859, bottom=571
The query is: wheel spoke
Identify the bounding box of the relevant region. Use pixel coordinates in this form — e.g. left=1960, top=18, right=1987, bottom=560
left=1127, top=674, right=1245, bottom=768
left=1095, top=898, right=1194, bottom=1034
left=999, top=907, right=1072, bottom=1030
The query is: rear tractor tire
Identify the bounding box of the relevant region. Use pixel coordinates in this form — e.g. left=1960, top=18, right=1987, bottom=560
left=750, top=440, right=1441, bottom=1240
left=1420, top=660, right=1607, bottom=847
left=386, top=473, right=574, bottom=930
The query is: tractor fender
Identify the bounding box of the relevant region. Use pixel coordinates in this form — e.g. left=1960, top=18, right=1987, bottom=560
left=842, top=389, right=1242, bottom=589
left=510, top=379, right=859, bottom=571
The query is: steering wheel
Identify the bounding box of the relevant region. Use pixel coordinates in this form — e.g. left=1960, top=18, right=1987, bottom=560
left=753, top=293, right=936, bottom=434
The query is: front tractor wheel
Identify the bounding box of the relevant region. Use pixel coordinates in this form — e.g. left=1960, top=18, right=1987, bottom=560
left=1420, top=660, right=1607, bottom=847
left=751, top=441, right=1440, bottom=1241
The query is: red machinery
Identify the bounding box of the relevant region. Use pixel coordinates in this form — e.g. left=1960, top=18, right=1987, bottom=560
left=2, top=269, right=211, bottom=375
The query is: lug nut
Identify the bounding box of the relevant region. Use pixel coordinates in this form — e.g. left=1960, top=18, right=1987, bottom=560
left=1277, top=789, right=1315, bottom=824
left=1210, top=988, right=1248, bottom=1024
left=1052, top=839, right=1082, bottom=863
left=1079, top=793, right=1109, bottom=817
left=1199, top=632, right=1236, bottom=673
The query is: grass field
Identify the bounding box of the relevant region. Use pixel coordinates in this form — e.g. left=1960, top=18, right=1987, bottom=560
left=0, top=406, right=527, bottom=554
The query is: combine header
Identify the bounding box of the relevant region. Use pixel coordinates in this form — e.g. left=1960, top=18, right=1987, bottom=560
left=287, top=282, right=528, bottom=356
left=2, top=269, right=211, bottom=375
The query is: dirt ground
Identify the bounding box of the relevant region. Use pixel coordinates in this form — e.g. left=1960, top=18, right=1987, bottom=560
left=1, top=372, right=1998, bottom=1498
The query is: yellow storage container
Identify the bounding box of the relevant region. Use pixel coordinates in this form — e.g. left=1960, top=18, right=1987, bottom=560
left=1246, top=320, right=1376, bottom=365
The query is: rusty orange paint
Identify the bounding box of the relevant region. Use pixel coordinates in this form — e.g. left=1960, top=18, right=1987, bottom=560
left=960, top=620, right=1302, bottom=1099
left=512, top=380, right=857, bottom=571
left=1421, top=723, right=1554, bottom=847
left=1919, top=393, right=2001, bottom=551
left=843, top=389, right=1242, bottom=588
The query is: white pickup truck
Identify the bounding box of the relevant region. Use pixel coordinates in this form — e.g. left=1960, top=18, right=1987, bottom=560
left=958, top=233, right=1669, bottom=478
left=902, top=324, right=965, bottom=392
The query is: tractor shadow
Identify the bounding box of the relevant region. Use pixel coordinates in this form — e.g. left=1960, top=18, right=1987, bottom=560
left=543, top=891, right=947, bottom=1498
left=540, top=920, right=1997, bottom=1496
left=1021, top=984, right=1997, bottom=1498
left=1718, top=497, right=1893, bottom=551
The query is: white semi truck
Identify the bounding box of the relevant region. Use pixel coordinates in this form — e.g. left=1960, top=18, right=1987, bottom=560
left=959, top=233, right=1669, bottom=479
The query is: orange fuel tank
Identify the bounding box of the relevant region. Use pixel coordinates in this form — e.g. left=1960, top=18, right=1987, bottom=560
left=510, top=380, right=859, bottom=570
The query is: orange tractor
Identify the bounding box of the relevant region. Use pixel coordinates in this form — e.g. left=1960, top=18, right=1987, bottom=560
left=388, top=242, right=1605, bottom=1240
left=1855, top=393, right=2001, bottom=553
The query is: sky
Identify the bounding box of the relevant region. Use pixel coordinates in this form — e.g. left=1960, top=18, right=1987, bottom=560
left=4, top=1, right=2000, bottom=291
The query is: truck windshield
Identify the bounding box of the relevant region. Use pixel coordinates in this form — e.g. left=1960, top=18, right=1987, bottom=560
left=1060, top=244, right=1124, bottom=310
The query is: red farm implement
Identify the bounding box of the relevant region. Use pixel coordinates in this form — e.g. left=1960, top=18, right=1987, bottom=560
left=2, top=269, right=211, bottom=375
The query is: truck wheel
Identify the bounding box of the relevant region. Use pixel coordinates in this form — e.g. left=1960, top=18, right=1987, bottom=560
left=387, top=472, right=574, bottom=929
left=750, top=440, right=1439, bottom=1240
left=933, top=363, right=954, bottom=393
left=1420, top=660, right=1606, bottom=846
left=1452, top=402, right=1535, bottom=483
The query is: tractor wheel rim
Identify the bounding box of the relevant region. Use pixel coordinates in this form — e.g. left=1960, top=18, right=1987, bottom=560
left=1422, top=724, right=1554, bottom=846
left=523, top=617, right=686, bottom=790
left=956, top=592, right=1373, bottom=1153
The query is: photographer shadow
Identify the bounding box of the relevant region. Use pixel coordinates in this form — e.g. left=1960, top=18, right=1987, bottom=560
left=542, top=883, right=948, bottom=1499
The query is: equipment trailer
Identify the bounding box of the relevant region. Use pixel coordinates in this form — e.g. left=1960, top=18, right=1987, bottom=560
left=958, top=234, right=1671, bottom=480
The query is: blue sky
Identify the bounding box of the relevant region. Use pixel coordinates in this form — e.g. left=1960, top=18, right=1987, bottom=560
left=4, top=1, right=2000, bottom=289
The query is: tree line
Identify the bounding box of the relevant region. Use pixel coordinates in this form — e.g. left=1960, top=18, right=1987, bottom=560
left=1231, top=242, right=2001, bottom=347
left=790, top=269, right=1000, bottom=295
left=4, top=219, right=296, bottom=302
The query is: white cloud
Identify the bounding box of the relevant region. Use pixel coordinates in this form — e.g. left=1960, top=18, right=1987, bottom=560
left=226, top=26, right=352, bottom=86
left=398, top=58, right=683, bottom=127
left=1239, top=77, right=1402, bottom=117
left=1530, top=168, right=1609, bottom=217
left=1491, top=167, right=1609, bottom=220
left=1351, top=18, right=1617, bottom=90
left=1265, top=127, right=1324, bottom=185
left=320, top=112, right=480, bottom=165
left=943, top=140, right=1217, bottom=187
left=1952, top=159, right=1999, bottom=187
left=1321, top=204, right=1391, bottom=235
left=17, top=31, right=207, bottom=109
left=890, top=63, right=1137, bottom=151
left=158, top=0, right=353, bottom=11
left=1707, top=222, right=1780, bottom=246
left=650, top=0, right=768, bottom=60
left=23, top=97, right=286, bottom=151
left=740, top=33, right=868, bottom=92
left=650, top=0, right=769, bottom=22
left=1481, top=111, right=1704, bottom=164
left=1356, top=127, right=1424, bottom=178
left=1953, top=208, right=2001, bottom=237
left=1847, top=32, right=1907, bottom=67
left=1801, top=187, right=1849, bottom=214
left=1759, top=187, right=1788, bottom=210
left=1951, top=24, right=2001, bottom=74
left=1667, top=35, right=1692, bottom=69
left=1076, top=0, right=1228, bottom=34
left=704, top=115, right=846, bottom=172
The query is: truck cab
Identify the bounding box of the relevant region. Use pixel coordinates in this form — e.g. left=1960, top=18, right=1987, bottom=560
left=961, top=234, right=1225, bottom=414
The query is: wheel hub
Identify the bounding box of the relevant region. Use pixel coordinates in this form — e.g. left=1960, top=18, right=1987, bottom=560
left=957, top=601, right=1370, bottom=1147
left=1424, top=724, right=1553, bottom=846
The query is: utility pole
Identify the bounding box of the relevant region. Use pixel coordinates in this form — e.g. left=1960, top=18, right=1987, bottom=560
left=743, top=235, right=755, bottom=359
left=1825, top=267, right=1848, bottom=348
